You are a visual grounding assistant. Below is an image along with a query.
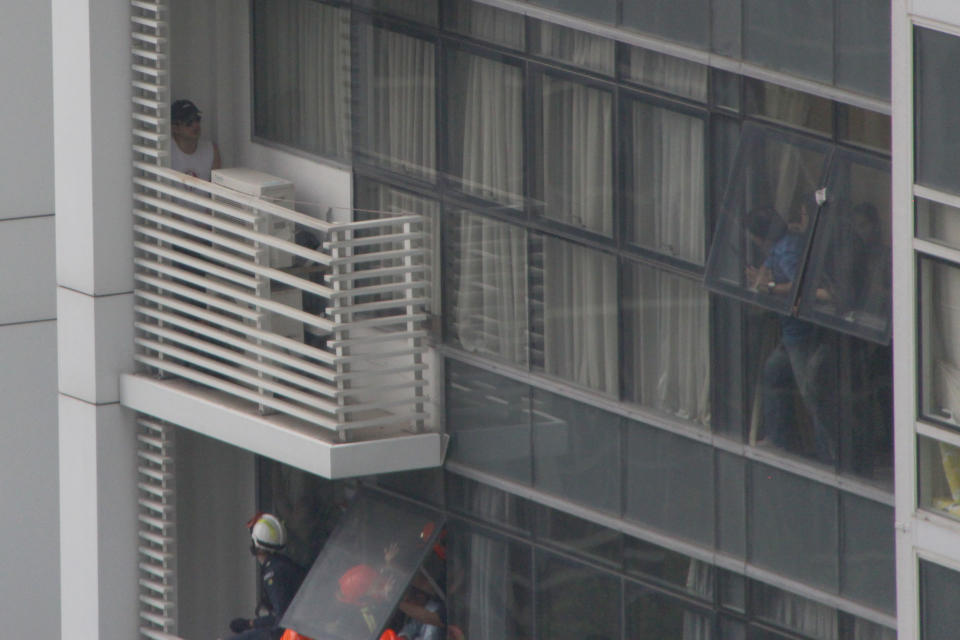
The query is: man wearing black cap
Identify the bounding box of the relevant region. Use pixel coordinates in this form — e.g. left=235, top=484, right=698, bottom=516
left=171, top=99, right=221, bottom=180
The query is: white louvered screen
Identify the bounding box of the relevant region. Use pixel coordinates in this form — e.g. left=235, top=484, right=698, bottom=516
left=132, top=163, right=430, bottom=437
left=137, top=418, right=178, bottom=639
left=131, top=3, right=178, bottom=639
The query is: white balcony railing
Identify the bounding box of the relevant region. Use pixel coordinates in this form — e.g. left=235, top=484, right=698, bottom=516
left=131, top=163, right=431, bottom=441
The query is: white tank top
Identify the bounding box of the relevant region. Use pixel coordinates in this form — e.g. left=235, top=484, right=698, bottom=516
left=171, top=138, right=215, bottom=181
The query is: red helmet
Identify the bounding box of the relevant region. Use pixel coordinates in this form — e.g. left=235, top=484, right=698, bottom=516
left=337, top=564, right=380, bottom=605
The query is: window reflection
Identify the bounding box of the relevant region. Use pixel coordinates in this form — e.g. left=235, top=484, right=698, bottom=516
left=919, top=257, right=960, bottom=428
left=918, top=435, right=960, bottom=521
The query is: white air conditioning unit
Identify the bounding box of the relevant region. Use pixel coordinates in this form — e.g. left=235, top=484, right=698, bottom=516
left=212, top=168, right=296, bottom=269
left=211, top=168, right=303, bottom=344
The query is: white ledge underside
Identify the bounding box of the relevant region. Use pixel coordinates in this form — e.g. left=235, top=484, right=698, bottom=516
left=120, top=373, right=446, bottom=479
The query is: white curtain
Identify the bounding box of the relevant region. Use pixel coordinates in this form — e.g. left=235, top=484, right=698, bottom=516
left=683, top=561, right=714, bottom=640
left=543, top=238, right=618, bottom=395
left=756, top=586, right=838, bottom=640
left=254, top=0, right=350, bottom=157
left=630, top=267, right=710, bottom=426
left=453, top=213, right=528, bottom=366
left=628, top=47, right=708, bottom=102
left=632, top=102, right=706, bottom=263
left=542, top=76, right=613, bottom=236
left=537, top=22, right=615, bottom=75
left=448, top=0, right=525, bottom=50
left=367, top=27, right=436, bottom=177
left=298, top=2, right=351, bottom=157
left=459, top=54, right=523, bottom=205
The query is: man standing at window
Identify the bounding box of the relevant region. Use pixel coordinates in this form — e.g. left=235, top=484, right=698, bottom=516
left=171, top=98, right=221, bottom=180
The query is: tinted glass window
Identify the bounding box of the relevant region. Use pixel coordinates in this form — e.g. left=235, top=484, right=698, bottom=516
left=622, top=0, right=711, bottom=48
left=743, top=0, right=833, bottom=84
left=915, top=27, right=960, bottom=195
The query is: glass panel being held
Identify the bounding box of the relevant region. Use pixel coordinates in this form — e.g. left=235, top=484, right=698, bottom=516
left=797, top=151, right=892, bottom=344
left=281, top=491, right=446, bottom=640
left=704, top=124, right=831, bottom=315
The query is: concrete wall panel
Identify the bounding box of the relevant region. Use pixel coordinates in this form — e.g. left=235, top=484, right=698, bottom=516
left=0, top=215, right=56, bottom=324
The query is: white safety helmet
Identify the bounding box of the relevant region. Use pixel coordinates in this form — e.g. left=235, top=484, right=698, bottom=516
left=249, top=513, right=287, bottom=552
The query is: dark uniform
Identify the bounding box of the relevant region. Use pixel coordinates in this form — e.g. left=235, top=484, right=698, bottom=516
left=232, top=553, right=307, bottom=640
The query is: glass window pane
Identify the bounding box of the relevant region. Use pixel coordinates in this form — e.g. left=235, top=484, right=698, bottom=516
left=533, top=21, right=615, bottom=75
left=622, top=0, right=711, bottom=49
left=838, top=105, right=891, bottom=153
left=538, top=75, right=614, bottom=235
left=357, top=0, right=438, bottom=25
left=840, top=494, right=895, bottom=613
left=751, top=580, right=838, bottom=640
left=532, top=389, right=622, bottom=512
left=252, top=0, right=351, bottom=158
left=628, top=100, right=707, bottom=263
left=713, top=70, right=741, bottom=112
left=445, top=359, right=532, bottom=484
left=836, top=0, right=890, bottom=98
left=445, top=51, right=524, bottom=206
left=625, top=581, right=714, bottom=639
left=717, top=452, right=746, bottom=557
left=705, top=124, right=831, bottom=316
left=624, top=47, right=709, bottom=102
left=527, top=0, right=617, bottom=24
left=625, top=422, right=715, bottom=546
left=445, top=473, right=534, bottom=535
left=624, top=536, right=715, bottom=600
left=919, top=257, right=960, bottom=428
left=915, top=27, right=960, bottom=195
left=444, top=0, right=525, bottom=50
left=712, top=0, right=742, bottom=57
left=711, top=295, right=748, bottom=440
left=743, top=80, right=833, bottom=137
left=356, top=25, right=436, bottom=179
left=535, top=551, right=622, bottom=639
left=282, top=491, right=445, bottom=640
left=917, top=197, right=960, bottom=250
left=531, top=235, right=618, bottom=395
left=918, top=435, right=960, bottom=521
left=749, top=464, right=839, bottom=591
left=920, top=559, right=960, bottom=639
left=743, top=0, right=833, bottom=84
left=444, top=211, right=529, bottom=366
left=447, top=521, right=533, bottom=640
left=623, top=265, right=710, bottom=427
left=797, top=152, right=892, bottom=344
left=719, top=570, right=746, bottom=612
left=533, top=506, right=622, bottom=566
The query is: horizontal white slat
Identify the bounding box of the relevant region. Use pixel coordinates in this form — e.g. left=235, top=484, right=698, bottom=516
left=139, top=499, right=173, bottom=515
left=135, top=230, right=333, bottom=298
left=337, top=409, right=431, bottom=431
left=134, top=163, right=334, bottom=234
left=134, top=128, right=167, bottom=142
left=132, top=47, right=166, bottom=61
left=134, top=144, right=165, bottom=158
left=138, top=530, right=174, bottom=548
left=338, top=363, right=427, bottom=382
left=332, top=313, right=426, bottom=332
left=139, top=610, right=174, bottom=628
left=135, top=259, right=335, bottom=332
left=133, top=80, right=166, bottom=95
left=139, top=545, right=172, bottom=563
left=134, top=290, right=336, bottom=365
left=328, top=296, right=428, bottom=315
left=329, top=247, right=424, bottom=266
left=134, top=210, right=259, bottom=256
left=136, top=354, right=342, bottom=431
left=135, top=273, right=262, bottom=322
left=138, top=482, right=172, bottom=499
left=137, top=449, right=169, bottom=466
left=133, top=113, right=162, bottom=127
left=139, top=563, right=172, bottom=580
left=132, top=95, right=164, bottom=110
left=328, top=281, right=428, bottom=299
left=327, top=264, right=427, bottom=282
left=131, top=31, right=166, bottom=46
left=134, top=326, right=338, bottom=398
left=324, top=230, right=426, bottom=249
left=327, top=330, right=428, bottom=348
left=136, top=310, right=336, bottom=382
left=134, top=181, right=258, bottom=224
left=131, top=0, right=163, bottom=12
left=138, top=466, right=172, bottom=483
left=135, top=338, right=340, bottom=412
left=139, top=513, right=173, bottom=532
left=140, top=629, right=182, bottom=640
left=131, top=15, right=162, bottom=29
left=134, top=240, right=260, bottom=290
left=329, top=214, right=423, bottom=231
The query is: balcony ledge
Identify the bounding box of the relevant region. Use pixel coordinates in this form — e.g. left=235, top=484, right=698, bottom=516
left=121, top=373, right=447, bottom=479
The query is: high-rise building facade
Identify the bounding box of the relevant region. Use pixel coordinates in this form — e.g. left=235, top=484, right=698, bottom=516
left=3, top=0, right=960, bottom=638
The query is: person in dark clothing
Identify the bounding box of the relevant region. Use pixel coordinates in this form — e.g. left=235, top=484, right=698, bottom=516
left=229, top=513, right=307, bottom=640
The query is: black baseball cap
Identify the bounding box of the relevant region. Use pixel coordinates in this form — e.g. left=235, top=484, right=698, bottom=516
left=171, top=99, right=201, bottom=124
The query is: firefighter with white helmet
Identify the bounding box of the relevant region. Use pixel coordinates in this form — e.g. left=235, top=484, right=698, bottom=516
left=228, top=513, right=307, bottom=640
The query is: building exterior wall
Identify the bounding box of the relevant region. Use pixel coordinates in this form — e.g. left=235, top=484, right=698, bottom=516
left=0, top=2, right=59, bottom=639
